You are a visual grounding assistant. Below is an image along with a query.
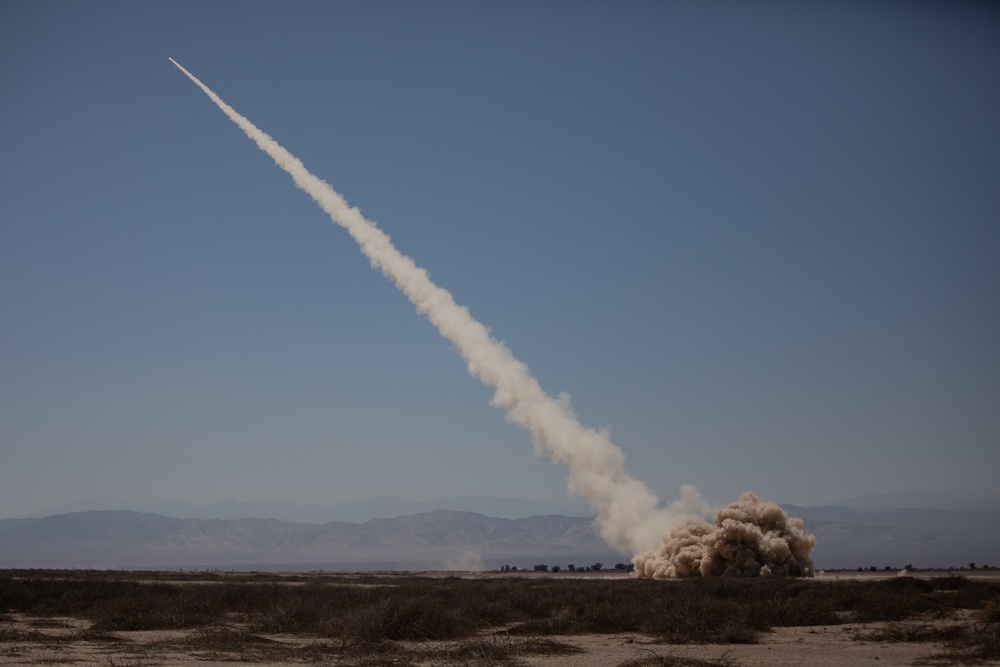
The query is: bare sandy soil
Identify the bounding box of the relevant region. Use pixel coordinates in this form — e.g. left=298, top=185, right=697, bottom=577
left=2, top=610, right=996, bottom=667
left=527, top=617, right=986, bottom=667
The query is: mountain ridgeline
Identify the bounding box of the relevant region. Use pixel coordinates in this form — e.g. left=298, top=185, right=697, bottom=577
left=2, top=491, right=998, bottom=571
left=0, top=509, right=618, bottom=570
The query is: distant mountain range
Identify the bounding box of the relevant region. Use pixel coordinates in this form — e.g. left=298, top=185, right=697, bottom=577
left=826, top=488, right=1000, bottom=513
left=785, top=503, right=1000, bottom=570
left=2, top=491, right=998, bottom=571
left=0, top=509, right=618, bottom=570
left=23, top=495, right=594, bottom=524
left=791, top=489, right=1000, bottom=570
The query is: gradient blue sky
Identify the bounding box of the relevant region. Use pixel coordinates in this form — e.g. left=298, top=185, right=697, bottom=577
left=2, top=1, right=998, bottom=518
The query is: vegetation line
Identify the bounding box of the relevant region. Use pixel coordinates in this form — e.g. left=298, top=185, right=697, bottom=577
left=0, top=570, right=997, bottom=665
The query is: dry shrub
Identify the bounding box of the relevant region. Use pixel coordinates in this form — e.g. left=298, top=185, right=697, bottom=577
left=181, top=626, right=344, bottom=663
left=185, top=627, right=281, bottom=649
left=974, top=598, right=1000, bottom=623
left=616, top=652, right=736, bottom=667
left=850, top=586, right=1000, bottom=664
left=0, top=627, right=50, bottom=643
left=86, top=587, right=217, bottom=631
left=942, top=597, right=1000, bottom=663
left=336, top=594, right=478, bottom=642
left=3, top=569, right=999, bottom=654
left=854, top=622, right=966, bottom=643
left=434, top=635, right=583, bottom=661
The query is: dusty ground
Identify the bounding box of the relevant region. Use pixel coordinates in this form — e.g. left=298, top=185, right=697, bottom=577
left=2, top=611, right=996, bottom=667
left=524, top=617, right=985, bottom=667
left=3, top=570, right=998, bottom=666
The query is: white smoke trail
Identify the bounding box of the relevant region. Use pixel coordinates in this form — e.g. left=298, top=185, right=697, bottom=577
left=168, top=58, right=688, bottom=555
left=168, top=60, right=817, bottom=576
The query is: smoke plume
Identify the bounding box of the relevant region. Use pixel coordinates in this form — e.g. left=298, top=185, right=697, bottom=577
left=168, top=59, right=815, bottom=576
left=633, top=492, right=816, bottom=578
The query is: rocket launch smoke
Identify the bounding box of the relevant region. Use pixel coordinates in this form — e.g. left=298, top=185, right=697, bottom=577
left=169, top=59, right=815, bottom=577
left=633, top=492, right=815, bottom=578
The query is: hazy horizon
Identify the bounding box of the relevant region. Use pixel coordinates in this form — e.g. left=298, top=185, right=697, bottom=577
left=3, top=3, right=998, bottom=523
left=8, top=486, right=999, bottom=522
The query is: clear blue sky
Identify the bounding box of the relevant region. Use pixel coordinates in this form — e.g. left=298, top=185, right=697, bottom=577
left=2, top=0, right=998, bottom=518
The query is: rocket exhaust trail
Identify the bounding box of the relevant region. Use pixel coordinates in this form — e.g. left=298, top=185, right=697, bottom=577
left=168, top=60, right=816, bottom=576
left=168, top=57, right=682, bottom=555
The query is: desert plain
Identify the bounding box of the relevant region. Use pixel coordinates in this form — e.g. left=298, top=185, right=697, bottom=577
left=1, top=568, right=998, bottom=667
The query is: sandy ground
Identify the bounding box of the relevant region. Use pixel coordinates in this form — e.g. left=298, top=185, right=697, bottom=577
left=2, top=611, right=996, bottom=667
left=523, top=622, right=975, bottom=667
